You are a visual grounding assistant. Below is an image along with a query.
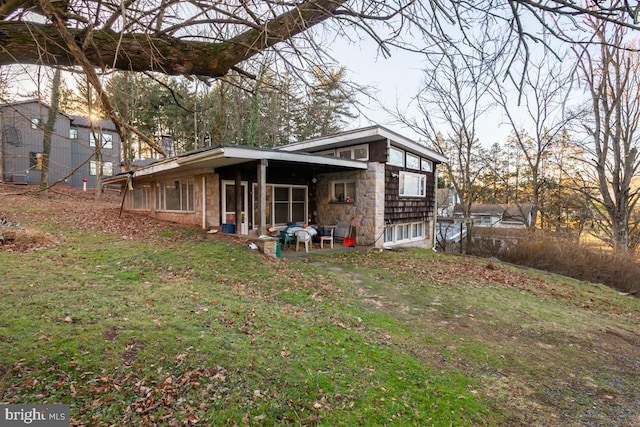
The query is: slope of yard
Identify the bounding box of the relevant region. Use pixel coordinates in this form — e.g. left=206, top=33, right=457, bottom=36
left=1, top=185, right=640, bottom=426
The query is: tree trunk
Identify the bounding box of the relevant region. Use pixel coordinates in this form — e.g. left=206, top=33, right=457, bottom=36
left=0, top=0, right=346, bottom=77
left=40, top=67, right=62, bottom=196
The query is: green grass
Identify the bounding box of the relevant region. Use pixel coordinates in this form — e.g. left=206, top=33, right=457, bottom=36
left=2, top=219, right=640, bottom=426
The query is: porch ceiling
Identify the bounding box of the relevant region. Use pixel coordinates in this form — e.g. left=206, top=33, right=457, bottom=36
left=104, top=145, right=366, bottom=184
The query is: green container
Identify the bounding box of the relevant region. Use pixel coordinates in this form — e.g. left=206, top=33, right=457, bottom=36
left=275, top=242, right=282, bottom=258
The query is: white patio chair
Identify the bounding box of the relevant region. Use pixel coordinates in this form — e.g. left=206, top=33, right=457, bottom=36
left=295, top=229, right=312, bottom=253
left=320, top=228, right=334, bottom=249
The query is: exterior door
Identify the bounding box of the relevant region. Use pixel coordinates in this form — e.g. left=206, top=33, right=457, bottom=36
left=222, top=181, right=248, bottom=234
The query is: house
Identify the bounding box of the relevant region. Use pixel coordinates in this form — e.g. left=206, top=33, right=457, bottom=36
left=436, top=186, right=460, bottom=217
left=456, top=203, right=533, bottom=228
left=0, top=100, right=121, bottom=188
left=105, top=126, right=446, bottom=249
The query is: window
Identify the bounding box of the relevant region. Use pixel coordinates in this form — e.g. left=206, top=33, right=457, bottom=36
left=31, top=118, right=41, bottom=129
left=130, top=185, right=152, bottom=210
left=317, top=150, right=335, bottom=156
left=29, top=152, right=43, bottom=170
left=332, top=180, right=356, bottom=203
left=337, top=144, right=368, bottom=161
left=69, top=128, right=78, bottom=139
left=156, top=178, right=194, bottom=212
left=421, top=159, right=433, bottom=172
left=399, top=171, right=426, bottom=197
left=90, top=132, right=113, bottom=149
left=90, top=161, right=114, bottom=176
left=384, top=221, right=426, bottom=245
left=253, top=184, right=308, bottom=227
left=388, top=147, right=404, bottom=166
left=406, top=153, right=420, bottom=170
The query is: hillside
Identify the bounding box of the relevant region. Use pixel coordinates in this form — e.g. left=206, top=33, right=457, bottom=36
left=1, top=185, right=639, bottom=426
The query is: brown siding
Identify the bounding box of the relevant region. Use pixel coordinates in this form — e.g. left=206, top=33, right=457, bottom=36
left=384, top=165, right=436, bottom=223
left=368, top=139, right=388, bottom=163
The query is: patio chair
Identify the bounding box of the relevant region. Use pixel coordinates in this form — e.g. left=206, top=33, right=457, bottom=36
left=295, top=229, right=312, bottom=253
left=320, top=228, right=334, bottom=249
left=280, top=230, right=295, bottom=251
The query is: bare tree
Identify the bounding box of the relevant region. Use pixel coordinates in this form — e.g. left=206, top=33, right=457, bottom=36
left=2, top=0, right=640, bottom=158
left=574, top=10, right=640, bottom=252
left=39, top=67, right=61, bottom=196
left=395, top=37, right=496, bottom=215
left=488, top=51, right=580, bottom=228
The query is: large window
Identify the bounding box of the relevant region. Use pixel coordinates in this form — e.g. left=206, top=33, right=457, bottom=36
left=253, top=184, right=307, bottom=227
left=156, top=178, right=194, bottom=212
left=399, top=171, right=426, bottom=197
left=89, top=132, right=113, bottom=149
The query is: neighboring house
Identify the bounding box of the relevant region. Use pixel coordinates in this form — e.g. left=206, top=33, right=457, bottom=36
left=456, top=203, right=533, bottom=228
left=0, top=100, right=121, bottom=188
left=436, top=186, right=460, bottom=217
left=105, top=125, right=446, bottom=249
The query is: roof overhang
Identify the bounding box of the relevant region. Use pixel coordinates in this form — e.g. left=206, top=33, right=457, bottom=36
left=278, top=125, right=447, bottom=164
left=104, top=145, right=367, bottom=184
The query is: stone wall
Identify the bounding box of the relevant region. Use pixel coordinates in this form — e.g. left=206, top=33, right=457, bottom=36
left=201, top=173, right=220, bottom=229
left=315, top=162, right=385, bottom=248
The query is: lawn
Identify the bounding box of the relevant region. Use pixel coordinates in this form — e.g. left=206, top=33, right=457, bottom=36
left=1, top=187, right=640, bottom=426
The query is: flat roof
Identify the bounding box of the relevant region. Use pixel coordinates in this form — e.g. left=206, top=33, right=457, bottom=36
left=104, top=144, right=367, bottom=183
left=278, top=125, right=447, bottom=163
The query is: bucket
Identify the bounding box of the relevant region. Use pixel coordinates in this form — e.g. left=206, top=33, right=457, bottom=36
left=343, top=237, right=355, bottom=247
left=222, top=223, right=235, bottom=233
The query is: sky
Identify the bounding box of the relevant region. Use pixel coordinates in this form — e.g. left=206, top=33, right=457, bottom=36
left=329, top=38, right=519, bottom=148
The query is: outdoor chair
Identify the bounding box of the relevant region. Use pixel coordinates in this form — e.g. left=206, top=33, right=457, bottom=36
left=295, top=229, right=312, bottom=253
left=320, top=228, right=334, bottom=249
left=280, top=230, right=295, bottom=251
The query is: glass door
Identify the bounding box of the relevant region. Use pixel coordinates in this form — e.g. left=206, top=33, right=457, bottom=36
left=222, top=181, right=248, bottom=234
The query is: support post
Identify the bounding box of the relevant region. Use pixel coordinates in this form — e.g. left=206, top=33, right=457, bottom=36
left=257, top=159, right=268, bottom=235
left=235, top=169, right=242, bottom=234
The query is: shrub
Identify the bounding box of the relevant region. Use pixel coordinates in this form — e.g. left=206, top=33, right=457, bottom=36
left=468, top=229, right=640, bottom=294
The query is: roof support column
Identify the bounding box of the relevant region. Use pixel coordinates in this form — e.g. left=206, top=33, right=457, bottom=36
left=235, top=169, right=242, bottom=235
left=257, top=159, right=268, bottom=235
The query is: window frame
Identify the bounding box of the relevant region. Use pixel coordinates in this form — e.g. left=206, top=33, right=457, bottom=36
left=69, top=128, right=78, bottom=140
left=337, top=144, right=369, bottom=161
left=89, top=160, right=114, bottom=177
left=406, top=152, right=420, bottom=170
left=155, top=177, right=194, bottom=212
left=331, top=180, right=356, bottom=203
left=384, top=221, right=427, bottom=245
left=252, top=183, right=308, bottom=227
left=31, top=118, right=41, bottom=129
left=388, top=146, right=404, bottom=167
left=89, top=132, right=113, bottom=149
left=129, top=184, right=152, bottom=210
left=399, top=171, right=427, bottom=197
